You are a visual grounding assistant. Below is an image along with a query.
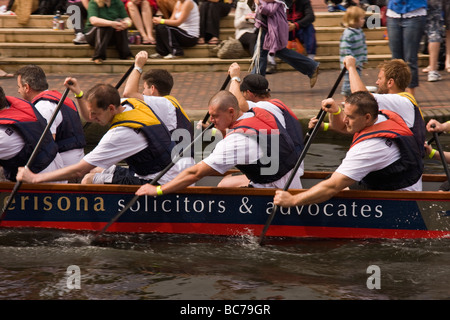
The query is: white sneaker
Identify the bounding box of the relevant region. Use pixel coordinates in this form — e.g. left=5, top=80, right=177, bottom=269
left=149, top=53, right=162, bottom=59
left=163, top=54, right=181, bottom=59
left=428, top=71, right=442, bottom=82
left=73, top=32, right=87, bottom=45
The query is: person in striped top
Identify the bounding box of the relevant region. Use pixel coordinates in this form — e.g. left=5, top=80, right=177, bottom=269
left=339, top=5, right=367, bottom=97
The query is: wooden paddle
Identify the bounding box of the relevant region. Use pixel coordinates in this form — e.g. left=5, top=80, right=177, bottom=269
left=427, top=132, right=442, bottom=146
left=258, top=67, right=346, bottom=245
left=202, top=75, right=231, bottom=124
left=91, top=122, right=215, bottom=242
left=0, top=82, right=73, bottom=222
left=303, top=67, right=347, bottom=145
left=431, top=125, right=450, bottom=185
left=115, top=63, right=135, bottom=90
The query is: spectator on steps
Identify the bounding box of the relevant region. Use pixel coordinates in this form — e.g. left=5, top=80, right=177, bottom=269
left=234, top=0, right=257, bottom=56
left=150, top=0, right=199, bottom=59
left=197, top=0, right=233, bottom=45
left=386, top=0, right=427, bottom=97
left=421, top=0, right=444, bottom=82
left=156, top=0, right=178, bottom=18
left=69, top=0, right=89, bottom=45
left=124, top=0, right=157, bottom=44
left=84, top=0, right=133, bottom=64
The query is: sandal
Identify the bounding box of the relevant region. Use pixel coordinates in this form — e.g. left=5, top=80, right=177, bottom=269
left=143, top=39, right=156, bottom=45
left=0, top=69, right=13, bottom=78
left=208, top=38, right=220, bottom=45
left=197, top=38, right=205, bottom=44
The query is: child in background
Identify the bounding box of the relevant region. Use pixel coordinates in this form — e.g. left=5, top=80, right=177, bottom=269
left=339, top=5, right=367, bottom=96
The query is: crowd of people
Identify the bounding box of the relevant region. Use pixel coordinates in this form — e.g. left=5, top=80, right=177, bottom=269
left=0, top=1, right=449, bottom=210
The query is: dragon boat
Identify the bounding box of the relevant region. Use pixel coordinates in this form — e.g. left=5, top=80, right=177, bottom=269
left=0, top=172, right=449, bottom=239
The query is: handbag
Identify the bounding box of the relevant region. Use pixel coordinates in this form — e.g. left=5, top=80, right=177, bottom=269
left=286, top=38, right=305, bottom=55
left=214, top=38, right=247, bottom=59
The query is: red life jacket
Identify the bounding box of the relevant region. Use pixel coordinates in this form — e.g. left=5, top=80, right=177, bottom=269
left=32, top=90, right=86, bottom=153
left=0, top=96, right=58, bottom=181
left=350, top=109, right=423, bottom=190
left=227, top=107, right=298, bottom=184
left=268, top=98, right=304, bottom=156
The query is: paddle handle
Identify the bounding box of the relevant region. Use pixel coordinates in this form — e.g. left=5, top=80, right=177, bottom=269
left=303, top=67, right=346, bottom=145
left=427, top=132, right=442, bottom=145
left=115, top=63, right=135, bottom=89
left=431, top=127, right=450, bottom=184
left=202, top=75, right=231, bottom=124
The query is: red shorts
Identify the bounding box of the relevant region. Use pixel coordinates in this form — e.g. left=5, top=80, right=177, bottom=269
left=124, top=0, right=158, bottom=13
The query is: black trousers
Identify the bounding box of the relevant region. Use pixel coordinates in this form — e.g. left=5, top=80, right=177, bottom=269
left=199, top=1, right=231, bottom=41
left=154, top=24, right=198, bottom=56
left=85, top=26, right=132, bottom=60
left=238, top=31, right=258, bottom=56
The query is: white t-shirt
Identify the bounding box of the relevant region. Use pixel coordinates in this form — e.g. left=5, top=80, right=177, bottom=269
left=34, top=97, right=85, bottom=167
left=142, top=95, right=178, bottom=131
left=0, top=124, right=66, bottom=182
left=202, top=113, right=303, bottom=189
left=372, top=93, right=415, bottom=128
left=335, top=115, right=422, bottom=191
left=176, top=0, right=200, bottom=37
left=83, top=106, right=194, bottom=184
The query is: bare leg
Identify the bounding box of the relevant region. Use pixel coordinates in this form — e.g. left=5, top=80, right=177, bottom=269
left=140, top=0, right=155, bottom=43
left=428, top=42, right=440, bottom=71
left=446, top=30, right=450, bottom=71
left=217, top=174, right=250, bottom=187
left=127, top=1, right=155, bottom=43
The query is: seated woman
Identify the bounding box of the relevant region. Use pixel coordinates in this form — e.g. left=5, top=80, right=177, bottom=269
left=84, top=0, right=133, bottom=64
left=125, top=0, right=157, bottom=44
left=198, top=0, right=233, bottom=45
left=150, top=0, right=199, bottom=59
left=234, top=0, right=257, bottom=56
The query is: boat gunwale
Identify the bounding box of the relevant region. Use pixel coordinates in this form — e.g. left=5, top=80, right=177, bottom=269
left=0, top=172, right=448, bottom=201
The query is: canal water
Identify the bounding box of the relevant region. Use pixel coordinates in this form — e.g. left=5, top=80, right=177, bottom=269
left=0, top=135, right=449, bottom=303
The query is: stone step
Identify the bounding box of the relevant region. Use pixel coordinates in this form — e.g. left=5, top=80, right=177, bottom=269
left=0, top=11, right=404, bottom=74
left=0, top=54, right=429, bottom=75
left=315, top=40, right=391, bottom=56
left=315, top=26, right=386, bottom=41
left=0, top=38, right=390, bottom=59
left=0, top=25, right=386, bottom=44
left=0, top=42, right=224, bottom=59
left=0, top=27, right=236, bottom=43
left=0, top=12, right=370, bottom=29
left=0, top=13, right=236, bottom=28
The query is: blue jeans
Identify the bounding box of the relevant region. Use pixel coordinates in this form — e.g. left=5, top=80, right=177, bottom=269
left=387, top=15, right=426, bottom=89
left=252, top=29, right=319, bottom=77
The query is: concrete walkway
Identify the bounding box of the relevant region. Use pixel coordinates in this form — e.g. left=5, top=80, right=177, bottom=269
left=1, top=67, right=448, bottom=124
